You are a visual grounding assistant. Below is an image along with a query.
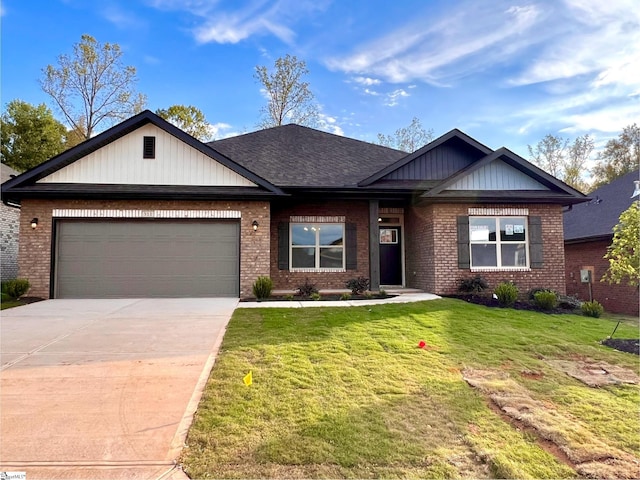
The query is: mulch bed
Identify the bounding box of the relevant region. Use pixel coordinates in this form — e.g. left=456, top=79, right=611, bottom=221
left=446, top=294, right=577, bottom=314
left=240, top=294, right=397, bottom=302
left=601, top=338, right=640, bottom=355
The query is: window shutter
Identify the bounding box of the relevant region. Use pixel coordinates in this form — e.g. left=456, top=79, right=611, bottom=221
left=345, top=223, right=357, bottom=270
left=457, top=216, right=470, bottom=269
left=278, top=222, right=289, bottom=270
left=529, top=216, right=543, bottom=269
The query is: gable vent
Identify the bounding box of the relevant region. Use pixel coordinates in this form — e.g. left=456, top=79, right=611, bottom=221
left=143, top=136, right=156, bottom=159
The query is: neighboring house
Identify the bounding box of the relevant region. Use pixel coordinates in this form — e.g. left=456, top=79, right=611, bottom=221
left=1, top=110, right=587, bottom=299
left=1, top=163, right=20, bottom=281
left=563, top=170, right=640, bottom=316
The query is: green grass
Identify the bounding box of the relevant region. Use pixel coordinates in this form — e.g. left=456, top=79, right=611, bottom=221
left=181, top=298, right=639, bottom=479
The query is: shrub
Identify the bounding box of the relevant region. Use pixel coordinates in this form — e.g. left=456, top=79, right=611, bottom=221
left=582, top=300, right=604, bottom=318
left=458, top=275, right=489, bottom=295
left=296, top=278, right=318, bottom=297
left=345, top=276, right=370, bottom=295
left=379, top=289, right=387, bottom=297
left=533, top=290, right=558, bottom=310
left=310, top=292, right=321, bottom=301
left=364, top=291, right=374, bottom=299
left=527, top=287, right=556, bottom=301
left=340, top=293, right=351, bottom=301
left=494, top=281, right=518, bottom=307
left=252, top=276, right=273, bottom=300
left=284, top=294, right=295, bottom=301
left=557, top=294, right=581, bottom=310
left=1, top=279, right=30, bottom=299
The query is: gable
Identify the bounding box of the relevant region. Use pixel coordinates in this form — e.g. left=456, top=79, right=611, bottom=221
left=381, top=138, right=485, bottom=181
left=448, top=159, right=549, bottom=190
left=38, top=124, right=257, bottom=187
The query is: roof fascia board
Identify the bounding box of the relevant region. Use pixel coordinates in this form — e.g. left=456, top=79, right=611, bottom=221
left=358, top=128, right=493, bottom=187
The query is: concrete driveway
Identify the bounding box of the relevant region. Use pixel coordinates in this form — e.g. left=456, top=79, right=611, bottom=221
left=0, top=298, right=237, bottom=480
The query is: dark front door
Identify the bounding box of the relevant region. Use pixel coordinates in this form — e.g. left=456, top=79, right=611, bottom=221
left=379, top=226, right=402, bottom=285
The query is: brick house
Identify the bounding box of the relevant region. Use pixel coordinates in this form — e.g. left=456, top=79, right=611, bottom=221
left=1, top=163, right=20, bottom=281
left=1, top=110, right=587, bottom=299
left=564, top=170, right=640, bottom=316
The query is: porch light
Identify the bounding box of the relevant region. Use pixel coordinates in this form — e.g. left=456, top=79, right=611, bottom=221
left=378, top=217, right=382, bottom=222
left=30, top=218, right=38, bottom=230
left=252, top=220, right=259, bottom=231
left=632, top=180, right=640, bottom=198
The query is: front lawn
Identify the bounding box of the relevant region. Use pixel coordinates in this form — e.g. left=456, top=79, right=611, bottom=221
left=181, top=298, right=639, bottom=479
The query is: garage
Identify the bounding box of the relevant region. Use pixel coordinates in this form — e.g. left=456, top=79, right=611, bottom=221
left=54, top=220, right=240, bottom=298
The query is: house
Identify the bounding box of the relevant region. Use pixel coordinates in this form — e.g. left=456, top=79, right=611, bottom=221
left=1, top=163, right=20, bottom=281
left=1, top=110, right=588, bottom=299
left=564, top=170, right=640, bottom=316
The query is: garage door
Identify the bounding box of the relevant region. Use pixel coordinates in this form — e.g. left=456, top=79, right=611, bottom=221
left=54, top=220, right=239, bottom=298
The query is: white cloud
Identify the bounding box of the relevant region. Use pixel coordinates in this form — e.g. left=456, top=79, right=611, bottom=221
left=352, top=76, right=381, bottom=86
left=149, top=0, right=328, bottom=45
left=317, top=113, right=344, bottom=136
left=102, top=5, right=144, bottom=29
left=363, top=88, right=379, bottom=96
left=208, top=122, right=234, bottom=139
left=326, top=1, right=543, bottom=85
left=384, top=89, right=409, bottom=107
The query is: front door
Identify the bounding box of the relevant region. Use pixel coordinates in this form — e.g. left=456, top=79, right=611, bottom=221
left=379, top=226, right=402, bottom=285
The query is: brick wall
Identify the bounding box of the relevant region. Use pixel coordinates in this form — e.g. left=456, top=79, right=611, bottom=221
left=0, top=203, right=20, bottom=280
left=18, top=199, right=270, bottom=298
left=406, top=203, right=566, bottom=296
left=565, top=239, right=639, bottom=316
left=270, top=200, right=370, bottom=291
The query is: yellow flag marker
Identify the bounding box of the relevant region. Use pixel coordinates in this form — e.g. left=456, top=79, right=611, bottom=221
left=243, top=370, right=253, bottom=386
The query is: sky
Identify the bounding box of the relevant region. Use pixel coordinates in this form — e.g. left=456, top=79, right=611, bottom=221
left=1, top=0, right=639, bottom=172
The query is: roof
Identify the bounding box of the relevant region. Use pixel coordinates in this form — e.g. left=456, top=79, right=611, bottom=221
left=564, top=170, right=640, bottom=242
left=209, top=124, right=406, bottom=188
left=2, top=111, right=589, bottom=207
left=1, top=110, right=284, bottom=201
left=1, top=163, right=19, bottom=183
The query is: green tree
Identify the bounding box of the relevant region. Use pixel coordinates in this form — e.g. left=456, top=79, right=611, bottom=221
left=592, top=124, right=640, bottom=190
left=41, top=34, right=146, bottom=140
left=0, top=100, right=68, bottom=171
left=156, top=105, right=211, bottom=141
left=254, top=54, right=318, bottom=128
left=602, top=202, right=640, bottom=286
left=377, top=117, right=434, bottom=152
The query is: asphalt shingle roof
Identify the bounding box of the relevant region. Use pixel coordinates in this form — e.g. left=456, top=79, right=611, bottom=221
left=209, top=124, right=407, bottom=188
left=563, top=169, right=640, bottom=241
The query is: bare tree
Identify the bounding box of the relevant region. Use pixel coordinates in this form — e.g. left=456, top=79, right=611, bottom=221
left=255, top=54, right=318, bottom=128
left=377, top=117, right=434, bottom=152
left=528, top=134, right=569, bottom=178
left=41, top=34, right=146, bottom=139
left=565, top=134, right=594, bottom=193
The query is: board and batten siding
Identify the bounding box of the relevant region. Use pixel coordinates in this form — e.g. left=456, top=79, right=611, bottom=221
left=38, top=124, right=257, bottom=187
left=382, top=142, right=482, bottom=181
left=449, top=160, right=548, bottom=190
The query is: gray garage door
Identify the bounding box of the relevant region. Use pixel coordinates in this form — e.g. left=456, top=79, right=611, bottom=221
left=55, top=220, right=239, bottom=298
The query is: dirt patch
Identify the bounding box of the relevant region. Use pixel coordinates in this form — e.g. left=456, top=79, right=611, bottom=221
left=602, top=338, right=640, bottom=355
left=463, top=368, right=640, bottom=479
left=520, top=369, right=545, bottom=380
left=240, top=294, right=397, bottom=302
left=546, top=359, right=639, bottom=387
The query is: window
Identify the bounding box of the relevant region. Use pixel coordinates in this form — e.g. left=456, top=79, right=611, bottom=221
left=469, top=217, right=528, bottom=268
left=291, top=223, right=344, bottom=270
left=143, top=136, right=156, bottom=159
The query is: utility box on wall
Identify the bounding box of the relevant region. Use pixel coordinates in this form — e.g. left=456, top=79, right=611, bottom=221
left=580, top=269, right=592, bottom=283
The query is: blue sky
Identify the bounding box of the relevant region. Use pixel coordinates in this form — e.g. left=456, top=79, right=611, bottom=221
left=1, top=0, right=638, bottom=168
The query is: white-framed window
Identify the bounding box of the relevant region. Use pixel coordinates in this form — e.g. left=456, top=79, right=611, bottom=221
left=290, top=223, right=345, bottom=270
left=469, top=217, right=528, bottom=269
